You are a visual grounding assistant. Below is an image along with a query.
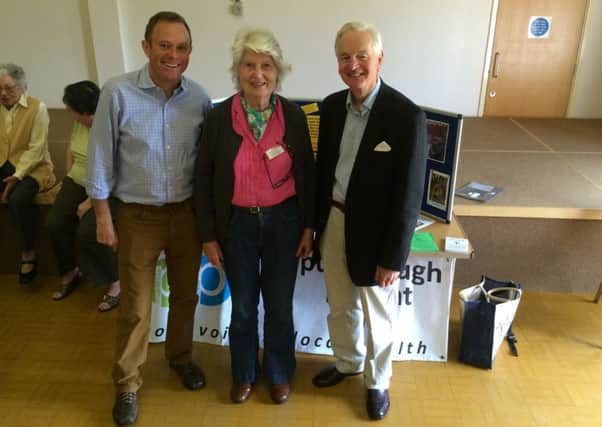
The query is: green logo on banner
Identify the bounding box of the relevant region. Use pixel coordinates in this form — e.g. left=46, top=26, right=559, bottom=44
left=153, top=257, right=170, bottom=308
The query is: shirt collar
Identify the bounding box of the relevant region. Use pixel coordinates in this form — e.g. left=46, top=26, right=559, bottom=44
left=345, top=78, right=381, bottom=115
left=18, top=94, right=28, bottom=108
left=1, top=94, right=27, bottom=113
left=137, top=63, right=187, bottom=93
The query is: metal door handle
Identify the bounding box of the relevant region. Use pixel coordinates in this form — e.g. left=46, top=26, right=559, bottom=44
left=492, top=52, right=501, bottom=78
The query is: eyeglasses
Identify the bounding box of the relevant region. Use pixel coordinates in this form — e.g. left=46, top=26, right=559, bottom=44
left=0, top=85, right=19, bottom=95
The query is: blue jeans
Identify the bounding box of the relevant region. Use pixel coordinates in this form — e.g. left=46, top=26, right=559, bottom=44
left=223, top=197, right=300, bottom=385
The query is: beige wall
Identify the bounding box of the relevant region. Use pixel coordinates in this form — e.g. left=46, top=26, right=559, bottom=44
left=1, top=0, right=94, bottom=106
left=568, top=0, right=602, bottom=118
left=111, top=0, right=495, bottom=115
left=1, top=0, right=600, bottom=117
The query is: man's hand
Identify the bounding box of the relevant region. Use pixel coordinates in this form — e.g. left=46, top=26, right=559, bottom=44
left=92, top=199, right=118, bottom=252
left=1, top=176, right=19, bottom=202
left=96, top=220, right=118, bottom=252
left=374, top=266, right=400, bottom=288
left=203, top=241, right=223, bottom=267
left=295, top=228, right=313, bottom=258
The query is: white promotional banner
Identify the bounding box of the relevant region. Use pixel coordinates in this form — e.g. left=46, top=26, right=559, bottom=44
left=150, top=253, right=455, bottom=362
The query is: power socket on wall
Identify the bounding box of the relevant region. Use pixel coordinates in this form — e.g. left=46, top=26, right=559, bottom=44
left=230, top=0, right=243, bottom=16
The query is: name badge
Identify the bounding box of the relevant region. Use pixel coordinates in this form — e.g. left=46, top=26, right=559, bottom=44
left=265, top=145, right=285, bottom=160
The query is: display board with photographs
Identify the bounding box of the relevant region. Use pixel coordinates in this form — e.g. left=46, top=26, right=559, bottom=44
left=421, top=108, right=463, bottom=223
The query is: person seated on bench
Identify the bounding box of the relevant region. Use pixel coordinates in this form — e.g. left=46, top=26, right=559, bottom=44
left=1, top=63, right=56, bottom=284
left=46, top=81, right=120, bottom=311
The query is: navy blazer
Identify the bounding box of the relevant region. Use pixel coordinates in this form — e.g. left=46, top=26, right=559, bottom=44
left=315, top=81, right=427, bottom=286
left=194, top=94, right=316, bottom=246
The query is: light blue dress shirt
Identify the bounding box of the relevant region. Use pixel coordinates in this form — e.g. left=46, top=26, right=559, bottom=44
left=332, top=78, right=381, bottom=204
left=86, top=64, right=211, bottom=205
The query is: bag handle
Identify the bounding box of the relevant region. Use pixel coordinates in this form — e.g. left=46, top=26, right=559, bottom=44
left=488, top=287, right=522, bottom=303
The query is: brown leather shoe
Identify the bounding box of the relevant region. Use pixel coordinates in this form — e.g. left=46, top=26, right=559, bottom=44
left=230, top=383, right=252, bottom=403
left=169, top=361, right=206, bottom=390
left=269, top=383, right=290, bottom=404
left=112, top=392, right=137, bottom=426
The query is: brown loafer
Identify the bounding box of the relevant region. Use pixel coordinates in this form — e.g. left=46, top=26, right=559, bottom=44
left=230, top=383, right=252, bottom=403
left=269, top=383, right=290, bottom=404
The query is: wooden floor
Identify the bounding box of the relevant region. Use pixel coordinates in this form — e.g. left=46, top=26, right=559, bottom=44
left=1, top=274, right=600, bottom=427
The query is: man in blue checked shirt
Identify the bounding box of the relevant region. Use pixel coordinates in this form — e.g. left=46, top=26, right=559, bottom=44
left=86, top=11, right=211, bottom=427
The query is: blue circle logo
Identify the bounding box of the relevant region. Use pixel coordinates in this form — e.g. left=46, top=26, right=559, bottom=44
left=198, top=256, right=231, bottom=306
left=530, top=17, right=550, bottom=38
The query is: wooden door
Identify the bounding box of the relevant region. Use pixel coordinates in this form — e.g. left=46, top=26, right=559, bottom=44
left=484, top=0, right=587, bottom=117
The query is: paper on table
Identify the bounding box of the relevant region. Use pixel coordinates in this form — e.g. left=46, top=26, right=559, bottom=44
left=444, top=237, right=469, bottom=253
left=411, top=232, right=439, bottom=252
left=456, top=181, right=503, bottom=202
left=415, top=215, right=434, bottom=231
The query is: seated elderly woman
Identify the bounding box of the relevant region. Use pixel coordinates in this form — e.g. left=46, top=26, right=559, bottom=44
left=0, top=63, right=55, bottom=284
left=194, top=29, right=315, bottom=404
left=46, top=81, right=120, bottom=311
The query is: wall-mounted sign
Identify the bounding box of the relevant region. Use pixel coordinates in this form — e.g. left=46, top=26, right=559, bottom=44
left=528, top=16, right=552, bottom=39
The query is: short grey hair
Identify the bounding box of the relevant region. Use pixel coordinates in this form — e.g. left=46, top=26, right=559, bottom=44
left=229, top=28, right=291, bottom=91
left=0, top=63, right=27, bottom=89
left=334, top=22, right=383, bottom=57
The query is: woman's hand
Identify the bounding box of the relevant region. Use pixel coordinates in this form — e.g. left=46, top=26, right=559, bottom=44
left=295, top=227, right=314, bottom=258
left=1, top=176, right=19, bottom=202
left=76, top=197, right=92, bottom=219
left=203, top=241, right=224, bottom=267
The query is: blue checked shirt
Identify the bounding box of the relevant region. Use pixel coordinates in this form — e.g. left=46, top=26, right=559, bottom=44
left=86, top=64, right=211, bottom=205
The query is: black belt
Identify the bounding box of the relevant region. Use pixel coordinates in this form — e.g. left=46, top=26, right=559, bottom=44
left=233, top=197, right=294, bottom=215
left=331, top=200, right=345, bottom=213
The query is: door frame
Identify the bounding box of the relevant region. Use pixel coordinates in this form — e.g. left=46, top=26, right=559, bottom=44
left=477, top=0, right=590, bottom=117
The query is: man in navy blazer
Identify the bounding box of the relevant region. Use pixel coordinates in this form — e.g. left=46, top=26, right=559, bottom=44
left=312, top=22, right=427, bottom=420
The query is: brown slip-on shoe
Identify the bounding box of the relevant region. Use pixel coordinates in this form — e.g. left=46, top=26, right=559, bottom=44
left=230, top=383, right=252, bottom=403
left=269, top=383, right=290, bottom=404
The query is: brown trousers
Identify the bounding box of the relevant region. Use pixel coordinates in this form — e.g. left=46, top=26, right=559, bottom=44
left=112, top=199, right=201, bottom=392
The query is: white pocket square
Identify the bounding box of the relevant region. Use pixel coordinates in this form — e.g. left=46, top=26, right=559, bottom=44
left=373, top=141, right=391, bottom=152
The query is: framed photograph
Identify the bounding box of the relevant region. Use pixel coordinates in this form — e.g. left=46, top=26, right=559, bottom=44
left=427, top=119, right=449, bottom=163
left=420, top=108, right=463, bottom=223
left=427, top=170, right=450, bottom=210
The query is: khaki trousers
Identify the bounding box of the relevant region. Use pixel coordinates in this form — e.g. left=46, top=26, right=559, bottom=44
left=321, top=207, right=399, bottom=389
left=112, top=199, right=201, bottom=392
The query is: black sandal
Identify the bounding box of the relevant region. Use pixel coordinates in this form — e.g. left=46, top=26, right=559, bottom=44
left=52, top=272, right=83, bottom=300
left=19, top=259, right=37, bottom=285
left=98, top=293, right=120, bottom=312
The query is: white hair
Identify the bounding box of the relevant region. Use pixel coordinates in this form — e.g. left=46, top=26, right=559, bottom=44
left=229, top=28, right=291, bottom=91
left=334, top=22, right=383, bottom=57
